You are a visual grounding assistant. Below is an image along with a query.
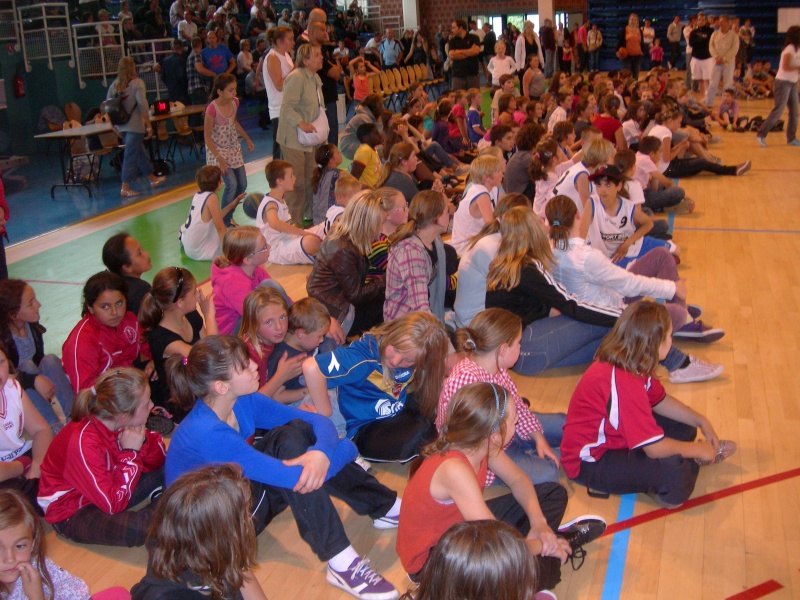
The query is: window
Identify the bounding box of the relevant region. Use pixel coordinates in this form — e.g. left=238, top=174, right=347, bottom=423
left=490, top=16, right=503, bottom=36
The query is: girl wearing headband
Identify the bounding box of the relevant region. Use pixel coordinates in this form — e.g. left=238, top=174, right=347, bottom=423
left=397, top=381, right=573, bottom=594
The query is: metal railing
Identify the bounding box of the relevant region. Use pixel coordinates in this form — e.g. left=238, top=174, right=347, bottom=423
left=126, top=38, right=173, bottom=99
left=0, top=0, right=20, bottom=50
left=17, top=2, right=74, bottom=71
left=72, top=20, right=124, bottom=88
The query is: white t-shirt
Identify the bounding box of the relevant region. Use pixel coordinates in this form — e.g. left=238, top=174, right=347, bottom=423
left=647, top=124, right=673, bottom=173
left=547, top=106, right=567, bottom=133
left=180, top=191, right=221, bottom=261
left=450, top=183, right=499, bottom=256
left=776, top=44, right=800, bottom=83
left=454, top=232, right=501, bottom=327
left=621, top=119, right=641, bottom=146
left=634, top=152, right=659, bottom=190
left=626, top=180, right=645, bottom=205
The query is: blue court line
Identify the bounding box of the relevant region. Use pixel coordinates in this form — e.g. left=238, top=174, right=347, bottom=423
left=667, top=212, right=675, bottom=235
left=672, top=227, right=800, bottom=235
left=600, top=494, right=637, bottom=600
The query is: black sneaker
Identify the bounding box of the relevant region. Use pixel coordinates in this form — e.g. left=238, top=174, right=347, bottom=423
left=558, top=515, right=607, bottom=570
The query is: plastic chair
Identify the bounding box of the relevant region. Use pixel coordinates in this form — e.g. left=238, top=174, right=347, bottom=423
left=170, top=115, right=201, bottom=161
left=93, top=113, right=124, bottom=175
left=62, top=120, right=109, bottom=188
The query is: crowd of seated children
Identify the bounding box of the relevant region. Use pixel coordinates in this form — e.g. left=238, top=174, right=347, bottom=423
left=3, top=66, right=752, bottom=600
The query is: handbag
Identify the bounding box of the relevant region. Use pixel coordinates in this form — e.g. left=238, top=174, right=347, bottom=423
left=297, top=87, right=330, bottom=146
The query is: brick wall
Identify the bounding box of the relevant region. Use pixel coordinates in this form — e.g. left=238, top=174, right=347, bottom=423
left=365, top=0, right=587, bottom=34
left=417, top=0, right=586, bottom=32
left=368, top=0, right=405, bottom=29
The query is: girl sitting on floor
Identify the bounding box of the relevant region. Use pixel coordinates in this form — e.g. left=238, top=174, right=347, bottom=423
left=61, top=271, right=146, bottom=394
left=0, top=489, right=89, bottom=599
left=165, top=335, right=401, bottom=600
left=139, top=267, right=217, bottom=422
left=440, top=309, right=564, bottom=486
left=0, top=279, right=75, bottom=431
left=384, top=191, right=451, bottom=322
left=37, top=368, right=166, bottom=547
left=303, top=312, right=448, bottom=463
left=561, top=301, right=736, bottom=508
left=131, top=464, right=267, bottom=600
left=397, top=381, right=602, bottom=594
left=0, top=340, right=52, bottom=509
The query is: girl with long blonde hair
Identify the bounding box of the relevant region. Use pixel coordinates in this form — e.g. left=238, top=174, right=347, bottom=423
left=108, top=56, right=164, bottom=197
left=306, top=189, right=391, bottom=336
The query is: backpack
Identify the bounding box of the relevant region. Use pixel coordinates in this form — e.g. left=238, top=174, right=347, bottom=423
left=102, top=92, right=134, bottom=126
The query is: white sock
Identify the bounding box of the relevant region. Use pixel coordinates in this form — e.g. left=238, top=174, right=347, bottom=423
left=328, top=546, right=359, bottom=572
left=384, top=498, right=402, bottom=519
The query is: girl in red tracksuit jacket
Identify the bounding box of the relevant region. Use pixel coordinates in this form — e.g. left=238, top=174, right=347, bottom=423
left=37, top=368, right=165, bottom=547
left=62, top=271, right=144, bottom=394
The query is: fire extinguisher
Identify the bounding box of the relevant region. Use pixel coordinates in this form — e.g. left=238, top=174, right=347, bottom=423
left=13, top=63, right=25, bottom=99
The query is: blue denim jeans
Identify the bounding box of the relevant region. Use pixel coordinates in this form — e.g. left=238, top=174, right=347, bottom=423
left=424, top=141, right=458, bottom=169
left=643, top=184, right=684, bottom=212
left=220, top=165, right=247, bottom=227
left=19, top=355, right=76, bottom=432
left=514, top=315, right=689, bottom=376
left=121, top=131, right=153, bottom=185
left=493, top=411, right=567, bottom=486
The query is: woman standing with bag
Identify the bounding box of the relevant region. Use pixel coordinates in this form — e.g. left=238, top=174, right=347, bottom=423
left=107, top=57, right=165, bottom=198
left=277, top=44, right=327, bottom=226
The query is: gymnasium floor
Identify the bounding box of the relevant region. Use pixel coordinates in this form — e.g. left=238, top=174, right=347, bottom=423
left=7, top=97, right=800, bottom=600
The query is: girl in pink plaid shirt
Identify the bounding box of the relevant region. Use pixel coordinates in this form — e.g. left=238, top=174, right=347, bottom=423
left=437, top=308, right=565, bottom=485
left=384, top=191, right=451, bottom=322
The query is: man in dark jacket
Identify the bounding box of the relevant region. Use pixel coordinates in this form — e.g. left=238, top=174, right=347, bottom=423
left=540, top=19, right=557, bottom=77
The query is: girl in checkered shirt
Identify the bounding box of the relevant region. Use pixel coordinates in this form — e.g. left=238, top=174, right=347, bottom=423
left=438, top=308, right=565, bottom=486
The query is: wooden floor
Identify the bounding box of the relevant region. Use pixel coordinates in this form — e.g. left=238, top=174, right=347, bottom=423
left=10, top=98, right=800, bottom=599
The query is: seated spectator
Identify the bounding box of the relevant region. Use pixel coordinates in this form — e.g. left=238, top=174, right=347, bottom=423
left=102, top=232, right=152, bottom=317
left=61, top=272, right=144, bottom=393
left=37, top=368, right=165, bottom=547
left=0, top=280, right=75, bottom=431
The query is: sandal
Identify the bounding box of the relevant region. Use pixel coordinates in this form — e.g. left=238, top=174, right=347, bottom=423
left=150, top=176, right=166, bottom=188
left=120, top=189, right=141, bottom=198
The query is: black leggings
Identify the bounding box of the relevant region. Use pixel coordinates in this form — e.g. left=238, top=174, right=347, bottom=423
left=249, top=419, right=397, bottom=561
left=665, top=157, right=736, bottom=178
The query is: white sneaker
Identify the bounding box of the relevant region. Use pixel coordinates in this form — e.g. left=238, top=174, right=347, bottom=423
left=668, top=356, right=724, bottom=384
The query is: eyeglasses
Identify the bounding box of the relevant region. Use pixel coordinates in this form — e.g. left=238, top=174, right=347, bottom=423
left=249, top=245, right=270, bottom=257
left=172, top=267, right=184, bottom=303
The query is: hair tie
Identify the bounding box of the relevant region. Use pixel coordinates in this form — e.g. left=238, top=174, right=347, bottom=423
left=182, top=356, right=189, bottom=366
left=533, top=152, right=540, bottom=159
left=464, top=338, right=476, bottom=351
left=552, top=220, right=561, bottom=226
left=90, top=386, right=97, bottom=396
left=316, top=163, right=323, bottom=168
left=490, top=384, right=508, bottom=432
